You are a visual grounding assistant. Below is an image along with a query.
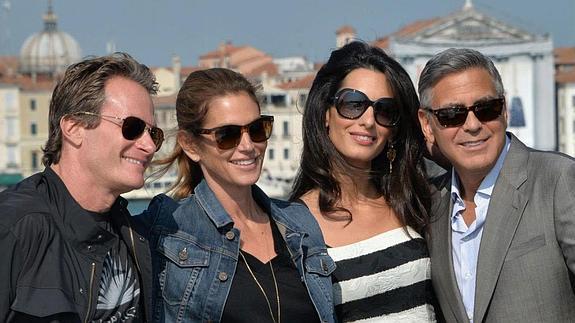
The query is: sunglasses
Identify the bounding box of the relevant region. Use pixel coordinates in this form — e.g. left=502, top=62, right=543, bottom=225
left=331, top=88, right=399, bottom=127
left=75, top=111, right=164, bottom=151
left=194, top=115, right=274, bottom=150
left=422, top=98, right=505, bottom=128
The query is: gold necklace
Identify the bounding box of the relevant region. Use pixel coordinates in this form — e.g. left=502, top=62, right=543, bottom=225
left=239, top=250, right=280, bottom=323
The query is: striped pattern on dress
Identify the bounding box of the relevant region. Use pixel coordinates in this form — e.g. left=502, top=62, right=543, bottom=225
left=328, top=226, right=437, bottom=322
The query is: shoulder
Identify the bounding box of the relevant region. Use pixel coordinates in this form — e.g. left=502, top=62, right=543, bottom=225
left=522, top=147, right=575, bottom=185
left=271, top=198, right=314, bottom=221
left=0, top=175, right=53, bottom=233
left=270, top=197, right=325, bottom=237
left=508, top=135, right=575, bottom=171
left=0, top=207, right=57, bottom=261
left=528, top=148, right=575, bottom=168
left=137, top=193, right=184, bottom=228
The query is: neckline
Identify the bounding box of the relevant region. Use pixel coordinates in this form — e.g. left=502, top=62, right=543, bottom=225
left=327, top=226, right=419, bottom=249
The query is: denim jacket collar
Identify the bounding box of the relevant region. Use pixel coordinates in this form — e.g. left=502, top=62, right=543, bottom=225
left=193, top=179, right=308, bottom=238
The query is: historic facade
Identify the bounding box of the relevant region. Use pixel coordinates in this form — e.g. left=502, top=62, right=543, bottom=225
left=555, top=47, right=575, bottom=156
left=374, top=1, right=556, bottom=150
left=0, top=1, right=568, bottom=196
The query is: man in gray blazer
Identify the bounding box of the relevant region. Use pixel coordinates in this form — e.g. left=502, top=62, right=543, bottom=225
left=417, top=48, right=575, bottom=322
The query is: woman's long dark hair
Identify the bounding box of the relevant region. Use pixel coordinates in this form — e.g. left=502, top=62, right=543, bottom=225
left=290, top=41, right=430, bottom=233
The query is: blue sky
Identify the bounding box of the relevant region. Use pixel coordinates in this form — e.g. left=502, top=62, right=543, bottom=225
left=1, top=0, right=574, bottom=67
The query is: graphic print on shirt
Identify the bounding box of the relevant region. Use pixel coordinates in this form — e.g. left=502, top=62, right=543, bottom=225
left=91, top=245, right=141, bottom=323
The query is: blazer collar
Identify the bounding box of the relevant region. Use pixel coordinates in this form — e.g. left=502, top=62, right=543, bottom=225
left=430, top=175, right=470, bottom=322
left=473, top=133, right=529, bottom=322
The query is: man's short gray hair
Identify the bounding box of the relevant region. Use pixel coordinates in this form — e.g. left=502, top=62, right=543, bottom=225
left=418, top=48, right=505, bottom=108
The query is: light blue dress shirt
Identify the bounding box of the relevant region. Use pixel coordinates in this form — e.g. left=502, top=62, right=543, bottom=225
left=451, top=135, right=510, bottom=322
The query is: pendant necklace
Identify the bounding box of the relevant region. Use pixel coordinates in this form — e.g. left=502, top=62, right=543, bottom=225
left=239, top=250, right=280, bottom=323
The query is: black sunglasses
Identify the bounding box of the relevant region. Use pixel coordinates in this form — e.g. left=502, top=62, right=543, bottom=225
left=193, top=115, right=274, bottom=150
left=75, top=111, right=164, bottom=151
left=422, top=97, right=505, bottom=128
left=331, top=88, right=399, bottom=127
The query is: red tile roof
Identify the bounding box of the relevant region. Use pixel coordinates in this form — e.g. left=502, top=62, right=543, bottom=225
left=277, top=73, right=316, bottom=90
left=153, top=94, right=177, bottom=107
left=556, top=69, right=575, bottom=84
left=199, top=42, right=246, bottom=60
left=372, top=18, right=441, bottom=49
left=554, top=47, right=575, bottom=65
left=336, top=25, right=355, bottom=34
left=244, top=61, right=278, bottom=78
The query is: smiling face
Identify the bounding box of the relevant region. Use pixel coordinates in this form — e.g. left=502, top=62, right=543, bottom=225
left=418, top=67, right=508, bottom=183
left=326, top=68, right=394, bottom=169
left=80, top=76, right=157, bottom=195
left=182, top=91, right=266, bottom=192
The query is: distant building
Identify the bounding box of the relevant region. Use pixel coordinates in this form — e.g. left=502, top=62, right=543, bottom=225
left=19, top=2, right=81, bottom=77
left=0, top=1, right=567, bottom=198
left=555, top=47, right=575, bottom=156
left=336, top=25, right=356, bottom=49
left=0, top=81, right=20, bottom=185
left=0, top=2, right=79, bottom=182
left=129, top=45, right=317, bottom=198
left=373, top=0, right=556, bottom=150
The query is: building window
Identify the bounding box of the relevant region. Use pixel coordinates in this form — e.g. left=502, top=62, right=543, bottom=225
left=6, top=117, right=16, bottom=137
left=282, top=121, right=289, bottom=137
left=7, top=146, right=17, bottom=167
left=30, top=122, right=37, bottom=135
left=298, top=93, right=307, bottom=108
left=268, top=148, right=274, bottom=160
left=30, top=99, right=37, bottom=111
left=283, top=148, right=289, bottom=160
left=31, top=151, right=38, bottom=170
left=271, top=94, right=287, bottom=107
left=572, top=95, right=575, bottom=108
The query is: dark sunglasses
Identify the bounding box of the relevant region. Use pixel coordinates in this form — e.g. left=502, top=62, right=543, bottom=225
left=422, top=97, right=505, bottom=128
left=331, top=88, right=399, bottom=127
left=75, top=111, right=164, bottom=151
left=193, top=115, right=274, bottom=150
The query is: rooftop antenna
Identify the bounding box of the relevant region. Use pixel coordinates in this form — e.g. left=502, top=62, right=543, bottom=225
left=463, top=0, right=473, bottom=10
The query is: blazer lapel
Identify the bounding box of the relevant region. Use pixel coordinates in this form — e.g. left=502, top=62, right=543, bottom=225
left=430, top=175, right=470, bottom=322
left=473, top=135, right=529, bottom=322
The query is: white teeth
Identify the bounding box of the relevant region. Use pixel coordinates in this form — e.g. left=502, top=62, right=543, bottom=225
left=354, top=135, right=374, bottom=141
left=462, top=140, right=484, bottom=147
left=232, top=159, right=256, bottom=166
left=123, top=157, right=144, bottom=165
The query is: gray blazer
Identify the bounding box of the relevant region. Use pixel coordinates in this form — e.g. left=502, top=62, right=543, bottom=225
left=428, top=134, right=575, bottom=323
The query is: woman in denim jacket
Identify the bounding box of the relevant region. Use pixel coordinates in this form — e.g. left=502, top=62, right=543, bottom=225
left=140, top=68, right=336, bottom=323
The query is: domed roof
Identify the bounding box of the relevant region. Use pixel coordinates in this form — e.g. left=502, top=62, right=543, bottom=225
left=19, top=3, right=81, bottom=75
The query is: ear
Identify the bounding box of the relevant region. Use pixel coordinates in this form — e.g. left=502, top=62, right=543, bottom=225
left=418, top=109, right=435, bottom=145
left=325, top=108, right=331, bottom=129
left=503, top=100, right=510, bottom=127
left=60, top=115, right=85, bottom=146
left=178, top=131, right=201, bottom=163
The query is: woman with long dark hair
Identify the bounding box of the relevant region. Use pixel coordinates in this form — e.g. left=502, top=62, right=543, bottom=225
left=141, top=68, right=336, bottom=322
left=291, top=41, right=438, bottom=322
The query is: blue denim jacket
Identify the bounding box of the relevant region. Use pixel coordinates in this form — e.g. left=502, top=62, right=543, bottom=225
left=140, top=180, right=337, bottom=323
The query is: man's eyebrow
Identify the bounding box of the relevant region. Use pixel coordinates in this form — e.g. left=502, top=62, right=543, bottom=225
left=435, top=95, right=500, bottom=109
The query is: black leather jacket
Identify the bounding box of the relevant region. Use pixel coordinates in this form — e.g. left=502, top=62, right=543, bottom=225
left=0, top=168, right=153, bottom=323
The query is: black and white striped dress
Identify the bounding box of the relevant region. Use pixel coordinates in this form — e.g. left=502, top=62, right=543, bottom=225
left=328, top=226, right=437, bottom=322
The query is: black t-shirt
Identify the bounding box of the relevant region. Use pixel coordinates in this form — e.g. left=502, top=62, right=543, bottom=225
left=90, top=212, right=143, bottom=323
left=222, top=220, right=320, bottom=322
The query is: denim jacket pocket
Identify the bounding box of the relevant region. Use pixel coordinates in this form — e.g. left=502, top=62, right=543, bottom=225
left=157, top=233, right=210, bottom=306
left=305, top=251, right=336, bottom=276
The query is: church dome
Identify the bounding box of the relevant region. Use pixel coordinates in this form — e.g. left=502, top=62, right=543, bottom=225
left=19, top=3, right=81, bottom=75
